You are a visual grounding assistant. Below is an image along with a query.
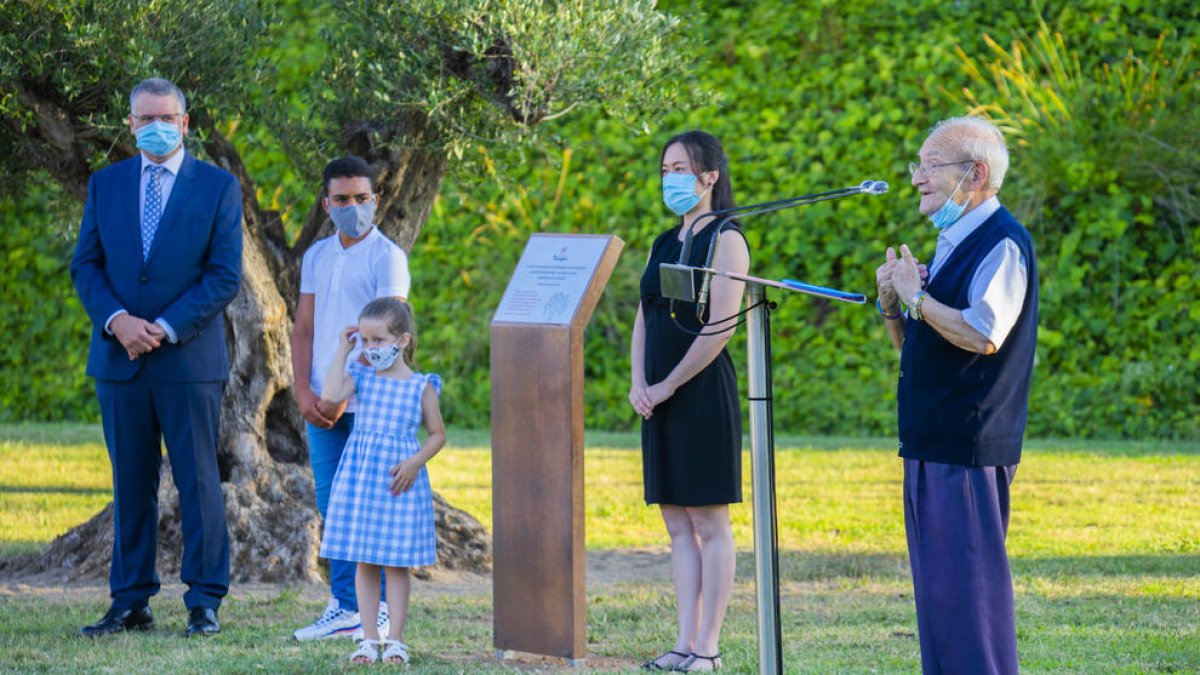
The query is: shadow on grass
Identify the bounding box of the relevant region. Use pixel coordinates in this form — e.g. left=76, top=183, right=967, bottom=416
left=0, top=540, right=61, bottom=560
left=751, top=551, right=1200, bottom=583
left=3, top=422, right=1197, bottom=455
left=1014, top=553, right=1200, bottom=578
left=771, top=551, right=908, bottom=581
left=0, top=484, right=110, bottom=496
left=0, top=423, right=104, bottom=446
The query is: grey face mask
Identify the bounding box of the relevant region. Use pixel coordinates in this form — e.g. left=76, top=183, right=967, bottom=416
left=328, top=201, right=376, bottom=238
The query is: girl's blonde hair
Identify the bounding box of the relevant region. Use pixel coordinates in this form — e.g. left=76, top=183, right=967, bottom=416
left=360, top=297, right=416, bottom=365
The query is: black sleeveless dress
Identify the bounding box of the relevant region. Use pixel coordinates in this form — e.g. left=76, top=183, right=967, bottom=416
left=639, top=221, right=743, bottom=506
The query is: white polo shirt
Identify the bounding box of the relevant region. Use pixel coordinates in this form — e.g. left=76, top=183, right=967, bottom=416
left=300, top=227, right=410, bottom=411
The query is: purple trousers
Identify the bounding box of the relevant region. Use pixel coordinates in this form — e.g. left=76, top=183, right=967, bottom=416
left=904, top=459, right=1019, bottom=675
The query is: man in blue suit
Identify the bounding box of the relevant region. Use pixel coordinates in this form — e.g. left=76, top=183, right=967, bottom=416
left=70, top=77, right=243, bottom=638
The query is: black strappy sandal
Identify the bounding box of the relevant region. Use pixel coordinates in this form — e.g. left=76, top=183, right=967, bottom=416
left=673, top=652, right=723, bottom=671
left=642, top=650, right=690, bottom=671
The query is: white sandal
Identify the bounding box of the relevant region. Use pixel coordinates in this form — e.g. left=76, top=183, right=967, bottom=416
left=381, top=640, right=410, bottom=665
left=349, top=639, right=380, bottom=664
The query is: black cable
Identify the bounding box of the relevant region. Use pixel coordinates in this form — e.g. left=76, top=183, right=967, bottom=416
left=668, top=298, right=769, bottom=337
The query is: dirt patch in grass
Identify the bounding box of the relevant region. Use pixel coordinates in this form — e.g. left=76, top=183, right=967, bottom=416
left=0, top=549, right=672, bottom=672
left=0, top=548, right=673, bottom=603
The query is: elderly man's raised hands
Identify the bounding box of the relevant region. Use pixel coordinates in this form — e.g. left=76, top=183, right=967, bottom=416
left=893, top=244, right=928, bottom=301
left=876, top=245, right=928, bottom=313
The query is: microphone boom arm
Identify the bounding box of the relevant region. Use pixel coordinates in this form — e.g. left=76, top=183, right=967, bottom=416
left=687, top=180, right=887, bottom=319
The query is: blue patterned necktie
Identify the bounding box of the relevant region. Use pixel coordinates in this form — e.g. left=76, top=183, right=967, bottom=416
left=142, top=165, right=165, bottom=260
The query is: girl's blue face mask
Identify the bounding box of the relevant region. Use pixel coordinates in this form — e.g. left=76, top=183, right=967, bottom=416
left=930, top=167, right=974, bottom=230
left=662, top=172, right=711, bottom=216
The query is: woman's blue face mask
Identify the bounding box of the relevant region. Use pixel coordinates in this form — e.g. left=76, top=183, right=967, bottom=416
left=662, top=172, right=711, bottom=216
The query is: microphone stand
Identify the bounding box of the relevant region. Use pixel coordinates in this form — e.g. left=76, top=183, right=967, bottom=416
left=657, top=180, right=883, bottom=675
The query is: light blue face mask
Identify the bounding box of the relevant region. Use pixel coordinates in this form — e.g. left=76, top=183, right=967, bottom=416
left=929, top=167, right=974, bottom=230
left=328, top=201, right=376, bottom=239
left=135, top=121, right=183, bottom=157
left=662, top=172, right=711, bottom=216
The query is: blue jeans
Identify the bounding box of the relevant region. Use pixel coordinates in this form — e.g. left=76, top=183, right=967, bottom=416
left=307, top=414, right=360, bottom=612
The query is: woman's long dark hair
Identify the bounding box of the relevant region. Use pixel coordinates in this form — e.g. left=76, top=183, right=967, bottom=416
left=659, top=130, right=737, bottom=222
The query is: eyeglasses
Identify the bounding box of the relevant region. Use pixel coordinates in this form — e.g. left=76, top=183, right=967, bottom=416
left=132, top=113, right=184, bottom=125
left=908, top=159, right=974, bottom=177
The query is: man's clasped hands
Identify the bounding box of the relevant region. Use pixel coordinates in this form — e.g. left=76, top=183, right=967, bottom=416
left=110, top=313, right=167, bottom=361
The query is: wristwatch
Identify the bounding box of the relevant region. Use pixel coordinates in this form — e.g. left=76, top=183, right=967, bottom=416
left=909, top=290, right=928, bottom=321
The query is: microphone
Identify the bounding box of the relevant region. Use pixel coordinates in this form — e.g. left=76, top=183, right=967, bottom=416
left=695, top=255, right=715, bottom=321
left=694, top=216, right=734, bottom=321
left=860, top=180, right=889, bottom=195
left=698, top=179, right=890, bottom=225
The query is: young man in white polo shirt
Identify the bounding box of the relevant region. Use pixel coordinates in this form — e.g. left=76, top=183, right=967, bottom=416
left=290, top=156, right=411, bottom=640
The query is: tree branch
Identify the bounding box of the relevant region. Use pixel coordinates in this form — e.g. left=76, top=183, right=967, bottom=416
left=10, top=79, right=126, bottom=201
left=198, top=125, right=304, bottom=313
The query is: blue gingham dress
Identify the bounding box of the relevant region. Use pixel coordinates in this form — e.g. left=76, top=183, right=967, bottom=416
left=320, top=363, right=442, bottom=567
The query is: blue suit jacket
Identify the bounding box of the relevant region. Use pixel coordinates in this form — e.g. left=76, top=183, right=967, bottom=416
left=70, top=153, right=243, bottom=383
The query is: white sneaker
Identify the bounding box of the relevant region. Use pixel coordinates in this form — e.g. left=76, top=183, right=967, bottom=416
left=293, top=598, right=362, bottom=641
left=352, top=602, right=390, bottom=641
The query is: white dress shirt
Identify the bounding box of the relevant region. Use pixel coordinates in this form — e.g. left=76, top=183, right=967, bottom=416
left=138, top=149, right=185, bottom=222
left=927, top=196, right=1029, bottom=350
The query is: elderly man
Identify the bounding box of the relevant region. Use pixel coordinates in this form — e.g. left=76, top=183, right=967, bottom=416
left=70, top=77, right=243, bottom=637
left=875, top=116, right=1038, bottom=675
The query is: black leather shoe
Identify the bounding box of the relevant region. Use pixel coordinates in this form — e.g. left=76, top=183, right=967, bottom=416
left=185, top=606, right=220, bottom=637
left=80, top=605, right=155, bottom=637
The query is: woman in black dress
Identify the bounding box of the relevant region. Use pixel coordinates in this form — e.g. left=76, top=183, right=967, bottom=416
left=630, top=131, right=749, bottom=672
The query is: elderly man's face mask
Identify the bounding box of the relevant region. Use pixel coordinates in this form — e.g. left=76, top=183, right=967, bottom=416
left=928, top=166, right=974, bottom=229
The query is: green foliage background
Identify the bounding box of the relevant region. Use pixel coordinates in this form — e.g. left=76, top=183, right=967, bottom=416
left=2, top=0, right=1197, bottom=438
left=0, top=192, right=91, bottom=422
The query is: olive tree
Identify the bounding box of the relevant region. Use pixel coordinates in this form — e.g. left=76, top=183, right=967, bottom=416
left=0, top=0, right=687, bottom=581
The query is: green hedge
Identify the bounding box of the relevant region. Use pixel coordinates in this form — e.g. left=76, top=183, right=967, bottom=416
left=3, top=0, right=1197, bottom=439
left=0, top=193, right=96, bottom=422
left=412, top=0, right=1199, bottom=439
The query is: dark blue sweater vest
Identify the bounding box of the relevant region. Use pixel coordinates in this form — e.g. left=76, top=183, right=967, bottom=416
left=897, top=206, right=1038, bottom=467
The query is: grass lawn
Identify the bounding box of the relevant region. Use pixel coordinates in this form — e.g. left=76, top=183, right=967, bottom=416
left=1, top=423, right=1198, bottom=673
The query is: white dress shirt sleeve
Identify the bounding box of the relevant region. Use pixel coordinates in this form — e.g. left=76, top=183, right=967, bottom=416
left=104, top=309, right=128, bottom=335
left=154, top=318, right=178, bottom=343
left=962, top=238, right=1028, bottom=350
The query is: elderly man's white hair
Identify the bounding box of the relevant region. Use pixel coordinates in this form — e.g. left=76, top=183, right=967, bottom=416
left=930, top=116, right=1009, bottom=192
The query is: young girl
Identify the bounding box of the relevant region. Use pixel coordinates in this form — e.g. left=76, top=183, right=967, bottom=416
left=319, top=297, right=446, bottom=665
